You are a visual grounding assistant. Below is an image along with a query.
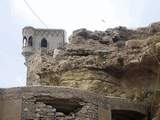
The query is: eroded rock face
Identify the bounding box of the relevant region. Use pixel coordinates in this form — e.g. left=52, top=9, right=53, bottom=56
left=27, top=22, right=160, bottom=103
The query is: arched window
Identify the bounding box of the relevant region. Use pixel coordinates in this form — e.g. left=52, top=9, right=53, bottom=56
left=28, top=36, right=33, bottom=46
left=23, top=36, right=27, bottom=47
left=41, top=38, right=48, bottom=48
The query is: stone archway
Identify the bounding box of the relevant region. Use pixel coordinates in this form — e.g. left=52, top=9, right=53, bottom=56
left=41, top=38, right=48, bottom=48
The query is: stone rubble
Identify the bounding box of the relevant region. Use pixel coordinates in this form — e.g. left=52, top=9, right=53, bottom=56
left=25, top=21, right=160, bottom=119
left=23, top=101, right=98, bottom=120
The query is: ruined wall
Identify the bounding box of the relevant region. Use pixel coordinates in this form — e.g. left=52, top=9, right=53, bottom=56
left=0, top=101, right=2, bottom=120
left=0, top=89, right=22, bottom=120
left=0, top=89, right=3, bottom=120
left=21, top=87, right=104, bottom=120
left=0, top=87, right=147, bottom=120
left=2, top=99, right=22, bottom=120
left=22, top=22, right=160, bottom=119
left=26, top=22, right=160, bottom=103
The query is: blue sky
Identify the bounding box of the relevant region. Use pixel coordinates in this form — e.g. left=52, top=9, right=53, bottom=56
left=1, top=0, right=160, bottom=88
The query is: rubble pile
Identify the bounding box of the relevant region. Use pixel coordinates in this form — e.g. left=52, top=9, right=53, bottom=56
left=27, top=22, right=160, bottom=103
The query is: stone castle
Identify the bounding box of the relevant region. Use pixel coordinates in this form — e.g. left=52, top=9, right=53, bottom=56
left=1, top=22, right=160, bottom=120
left=22, top=26, right=66, bottom=60
left=22, top=26, right=66, bottom=85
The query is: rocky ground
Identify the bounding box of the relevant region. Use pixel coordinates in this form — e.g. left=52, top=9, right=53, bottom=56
left=27, top=22, right=160, bottom=119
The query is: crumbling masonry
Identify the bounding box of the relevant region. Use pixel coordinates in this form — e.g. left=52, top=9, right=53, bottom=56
left=2, top=22, right=160, bottom=119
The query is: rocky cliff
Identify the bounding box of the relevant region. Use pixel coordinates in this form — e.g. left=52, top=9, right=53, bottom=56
left=27, top=22, right=160, bottom=104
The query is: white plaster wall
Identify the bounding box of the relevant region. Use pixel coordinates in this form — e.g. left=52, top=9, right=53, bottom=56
left=22, top=27, right=65, bottom=50
left=34, top=30, right=64, bottom=49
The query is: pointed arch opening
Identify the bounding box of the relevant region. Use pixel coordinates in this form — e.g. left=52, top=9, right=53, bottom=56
left=23, top=36, right=27, bottom=47
left=28, top=36, right=33, bottom=46
left=41, top=38, right=48, bottom=48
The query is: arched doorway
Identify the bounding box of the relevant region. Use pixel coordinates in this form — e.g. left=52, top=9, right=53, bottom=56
left=41, top=38, right=48, bottom=48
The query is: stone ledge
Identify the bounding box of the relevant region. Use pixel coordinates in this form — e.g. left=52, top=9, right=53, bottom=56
left=0, top=86, right=147, bottom=115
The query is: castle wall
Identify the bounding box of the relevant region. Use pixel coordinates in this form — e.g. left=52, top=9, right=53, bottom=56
left=0, top=87, right=147, bottom=120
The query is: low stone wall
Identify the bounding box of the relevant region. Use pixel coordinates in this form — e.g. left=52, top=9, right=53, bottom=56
left=0, top=88, right=22, bottom=120
left=2, top=99, right=22, bottom=120
left=0, top=86, right=148, bottom=120
left=0, top=89, right=3, bottom=120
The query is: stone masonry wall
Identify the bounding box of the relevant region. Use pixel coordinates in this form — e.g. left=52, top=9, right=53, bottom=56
left=0, top=89, right=3, bottom=120
left=2, top=99, right=22, bottom=120
left=0, top=87, right=147, bottom=120
left=24, top=101, right=98, bottom=120
left=0, top=88, right=22, bottom=120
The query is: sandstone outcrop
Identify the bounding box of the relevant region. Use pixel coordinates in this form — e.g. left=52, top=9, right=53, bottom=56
left=27, top=22, right=160, bottom=111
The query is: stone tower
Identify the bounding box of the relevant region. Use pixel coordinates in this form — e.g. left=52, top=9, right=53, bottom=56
left=22, top=26, right=66, bottom=63
left=22, top=26, right=66, bottom=85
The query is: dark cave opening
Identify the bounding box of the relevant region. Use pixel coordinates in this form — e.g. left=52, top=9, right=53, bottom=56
left=112, top=110, right=146, bottom=120
left=36, top=98, right=83, bottom=115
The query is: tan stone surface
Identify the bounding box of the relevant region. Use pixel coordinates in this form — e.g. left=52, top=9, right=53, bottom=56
left=1, top=99, right=22, bottom=120
left=98, top=107, right=111, bottom=120
left=0, top=86, right=148, bottom=119
left=0, top=100, right=3, bottom=120
left=20, top=22, right=160, bottom=119
left=24, top=22, right=160, bottom=103
left=0, top=89, right=3, bottom=120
